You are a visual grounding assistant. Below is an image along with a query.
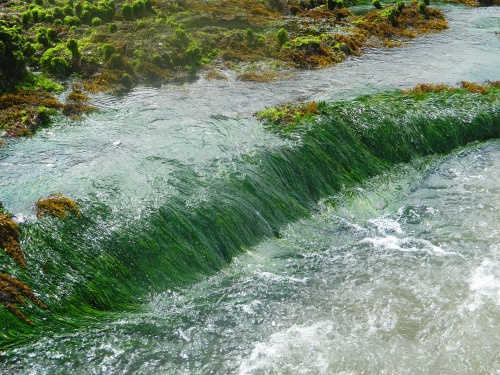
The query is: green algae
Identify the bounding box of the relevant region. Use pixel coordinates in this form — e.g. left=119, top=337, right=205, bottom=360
left=1, top=85, right=498, bottom=347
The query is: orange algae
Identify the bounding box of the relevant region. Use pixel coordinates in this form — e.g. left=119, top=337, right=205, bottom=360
left=0, top=214, right=27, bottom=268
left=355, top=2, right=449, bottom=42
left=0, top=273, right=47, bottom=326
left=403, top=81, right=500, bottom=95
left=237, top=71, right=287, bottom=83
left=205, top=70, right=229, bottom=81
left=63, top=84, right=97, bottom=117
left=0, top=89, right=95, bottom=138
left=255, top=101, right=321, bottom=126
left=35, top=194, right=81, bottom=219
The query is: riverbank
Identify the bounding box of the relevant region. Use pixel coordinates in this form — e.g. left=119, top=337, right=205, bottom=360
left=0, top=0, right=455, bottom=139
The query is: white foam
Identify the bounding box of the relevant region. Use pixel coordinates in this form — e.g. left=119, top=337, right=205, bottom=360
left=467, top=259, right=500, bottom=311
left=238, top=321, right=336, bottom=375
left=360, top=235, right=453, bottom=256
left=368, top=217, right=403, bottom=235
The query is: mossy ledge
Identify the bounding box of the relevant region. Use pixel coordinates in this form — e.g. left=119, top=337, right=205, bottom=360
left=1, top=83, right=499, bottom=347
left=0, top=0, right=461, bottom=140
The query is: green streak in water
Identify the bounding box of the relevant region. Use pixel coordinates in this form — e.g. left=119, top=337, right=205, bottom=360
left=1, top=88, right=498, bottom=348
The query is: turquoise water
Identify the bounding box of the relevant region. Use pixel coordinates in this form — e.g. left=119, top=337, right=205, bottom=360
left=1, top=4, right=500, bottom=374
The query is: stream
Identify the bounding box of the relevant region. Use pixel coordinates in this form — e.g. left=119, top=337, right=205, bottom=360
left=1, top=4, right=500, bottom=374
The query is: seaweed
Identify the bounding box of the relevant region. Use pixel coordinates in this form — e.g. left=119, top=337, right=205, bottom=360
left=34, top=194, right=81, bottom=219
left=0, top=214, right=26, bottom=269
left=0, top=274, right=47, bottom=326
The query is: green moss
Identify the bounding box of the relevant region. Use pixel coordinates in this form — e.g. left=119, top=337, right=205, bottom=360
left=66, top=38, right=79, bottom=56
left=276, top=28, right=288, bottom=47
left=122, top=73, right=132, bottom=88
left=14, top=72, right=64, bottom=93
left=101, top=43, right=115, bottom=60
left=91, top=17, right=102, bottom=27
left=121, top=3, right=133, bottom=20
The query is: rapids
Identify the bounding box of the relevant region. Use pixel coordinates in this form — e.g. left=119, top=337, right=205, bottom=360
left=1, top=4, right=500, bottom=374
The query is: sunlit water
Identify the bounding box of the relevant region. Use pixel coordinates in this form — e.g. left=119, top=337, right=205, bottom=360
left=1, top=5, right=499, bottom=216
left=6, top=140, right=500, bottom=374
left=1, top=4, right=500, bottom=374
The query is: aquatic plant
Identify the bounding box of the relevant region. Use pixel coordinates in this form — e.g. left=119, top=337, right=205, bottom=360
left=255, top=101, right=321, bottom=125
left=417, top=2, right=427, bottom=13
left=276, top=28, right=289, bottom=47
left=372, top=0, right=382, bottom=9
left=50, top=57, right=68, bottom=76
left=151, top=54, right=162, bottom=66
left=0, top=214, right=27, bottom=268
left=34, top=194, right=81, bottom=219
left=109, top=53, right=124, bottom=69
left=46, top=28, right=58, bottom=43
left=108, top=23, right=118, bottom=32
left=121, top=3, right=133, bottom=20
left=207, top=70, right=229, bottom=81
left=102, top=43, right=116, bottom=60
left=91, top=17, right=102, bottom=27
left=402, top=81, right=500, bottom=96
left=122, top=73, right=132, bottom=88
left=387, top=8, right=397, bottom=25
left=64, top=15, right=81, bottom=27
left=0, top=21, right=29, bottom=89
left=36, top=27, right=50, bottom=46
left=0, top=274, right=47, bottom=326
left=66, top=38, right=79, bottom=56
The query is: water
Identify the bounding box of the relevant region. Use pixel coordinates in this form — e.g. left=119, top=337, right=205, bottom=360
left=1, top=4, right=500, bottom=374
left=5, top=141, right=500, bottom=374
left=1, top=5, right=499, bottom=216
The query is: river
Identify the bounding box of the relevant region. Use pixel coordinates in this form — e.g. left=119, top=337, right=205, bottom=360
left=1, top=4, right=499, bottom=374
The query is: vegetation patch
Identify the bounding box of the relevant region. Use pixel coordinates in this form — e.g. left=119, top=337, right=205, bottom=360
left=0, top=0, right=454, bottom=140
left=34, top=194, right=81, bottom=219
left=0, top=273, right=47, bottom=326
left=255, top=101, right=322, bottom=127
left=256, top=81, right=500, bottom=133
left=237, top=71, right=288, bottom=83
left=403, top=81, right=500, bottom=96
left=0, top=214, right=27, bottom=269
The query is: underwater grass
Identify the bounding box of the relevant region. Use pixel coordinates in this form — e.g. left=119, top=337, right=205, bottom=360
left=1, top=85, right=499, bottom=348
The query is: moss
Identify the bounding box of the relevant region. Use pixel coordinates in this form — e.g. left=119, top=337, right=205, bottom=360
left=122, top=73, right=132, bottom=88
left=255, top=101, right=321, bottom=126
left=276, top=27, right=288, bottom=47
left=91, top=17, right=102, bottom=27
left=101, top=43, right=115, bottom=60
left=108, top=23, right=118, bottom=32
left=66, top=38, right=79, bottom=56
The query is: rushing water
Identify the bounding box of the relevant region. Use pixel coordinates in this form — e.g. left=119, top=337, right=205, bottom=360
left=5, top=141, right=500, bottom=374
left=1, top=4, right=500, bottom=374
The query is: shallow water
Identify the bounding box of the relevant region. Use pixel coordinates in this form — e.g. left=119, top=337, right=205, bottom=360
left=1, top=4, right=500, bottom=374
left=6, top=140, right=500, bottom=374
left=1, top=5, right=499, bottom=216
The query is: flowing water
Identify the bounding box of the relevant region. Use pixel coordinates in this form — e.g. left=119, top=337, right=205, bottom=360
left=1, top=4, right=500, bottom=374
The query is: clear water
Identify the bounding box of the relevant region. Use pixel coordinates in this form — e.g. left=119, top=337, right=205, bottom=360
left=1, top=5, right=499, bottom=216
left=6, top=140, right=500, bottom=374
left=1, top=4, right=500, bottom=374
